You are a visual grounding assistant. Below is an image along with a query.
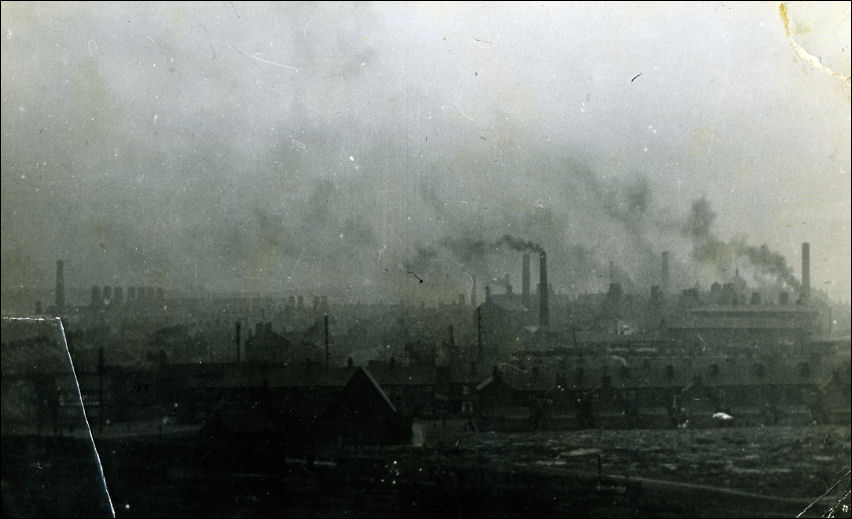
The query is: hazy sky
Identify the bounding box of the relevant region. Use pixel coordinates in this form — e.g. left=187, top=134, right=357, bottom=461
left=2, top=1, right=850, bottom=309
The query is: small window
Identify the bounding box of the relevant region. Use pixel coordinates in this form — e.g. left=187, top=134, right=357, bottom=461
left=665, top=364, right=675, bottom=380
left=752, top=363, right=766, bottom=378
left=798, top=362, right=810, bottom=378
left=710, top=364, right=720, bottom=377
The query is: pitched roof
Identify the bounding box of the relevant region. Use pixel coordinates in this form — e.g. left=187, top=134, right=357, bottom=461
left=352, top=367, right=398, bottom=414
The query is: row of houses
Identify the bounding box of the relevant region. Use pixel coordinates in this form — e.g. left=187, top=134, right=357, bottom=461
left=3, top=320, right=850, bottom=447
left=88, top=349, right=852, bottom=433
left=474, top=357, right=851, bottom=429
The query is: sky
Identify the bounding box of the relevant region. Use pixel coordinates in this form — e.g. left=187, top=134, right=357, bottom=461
left=1, top=1, right=850, bottom=311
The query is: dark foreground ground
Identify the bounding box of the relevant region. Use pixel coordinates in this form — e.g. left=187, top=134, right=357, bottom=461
left=3, top=424, right=850, bottom=517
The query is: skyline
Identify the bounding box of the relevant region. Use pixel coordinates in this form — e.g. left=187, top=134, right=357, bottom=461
left=2, top=2, right=850, bottom=311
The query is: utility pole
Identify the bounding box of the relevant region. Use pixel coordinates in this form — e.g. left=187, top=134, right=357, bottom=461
left=98, top=347, right=104, bottom=434
left=477, top=306, right=482, bottom=361
left=235, top=321, right=241, bottom=363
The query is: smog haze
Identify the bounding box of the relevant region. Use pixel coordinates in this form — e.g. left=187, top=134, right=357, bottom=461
left=2, top=1, right=850, bottom=311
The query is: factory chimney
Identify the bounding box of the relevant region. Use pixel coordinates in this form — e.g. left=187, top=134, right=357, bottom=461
left=801, top=242, right=810, bottom=304
left=540, top=250, right=549, bottom=327
left=234, top=321, right=241, bottom=363
left=324, top=313, right=330, bottom=370
left=522, top=253, right=531, bottom=306
left=661, top=251, right=670, bottom=294
left=471, top=276, right=478, bottom=306
left=55, top=261, right=65, bottom=314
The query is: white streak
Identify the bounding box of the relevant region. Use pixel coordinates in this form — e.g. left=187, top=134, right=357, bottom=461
left=235, top=46, right=298, bottom=71
left=56, top=317, right=116, bottom=517
left=456, top=105, right=476, bottom=122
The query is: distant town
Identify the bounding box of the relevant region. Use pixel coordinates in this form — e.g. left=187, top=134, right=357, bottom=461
left=2, top=241, right=850, bottom=516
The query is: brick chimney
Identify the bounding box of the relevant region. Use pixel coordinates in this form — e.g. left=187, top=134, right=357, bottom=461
left=539, top=250, right=549, bottom=327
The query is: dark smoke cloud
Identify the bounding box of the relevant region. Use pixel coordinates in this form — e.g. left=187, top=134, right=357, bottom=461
left=684, top=198, right=801, bottom=289
left=438, top=237, right=492, bottom=269
left=734, top=239, right=801, bottom=289
left=2, top=3, right=846, bottom=312
left=683, top=197, right=717, bottom=241
left=496, top=234, right=542, bottom=253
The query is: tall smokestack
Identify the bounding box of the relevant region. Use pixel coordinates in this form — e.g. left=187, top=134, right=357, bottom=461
left=801, top=242, right=810, bottom=304
left=661, top=251, right=670, bottom=294
left=55, top=261, right=65, bottom=314
left=324, top=313, right=330, bottom=370
left=234, top=321, right=241, bottom=363
left=540, top=250, right=549, bottom=327
left=471, top=276, right=478, bottom=306
left=522, top=253, right=531, bottom=307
